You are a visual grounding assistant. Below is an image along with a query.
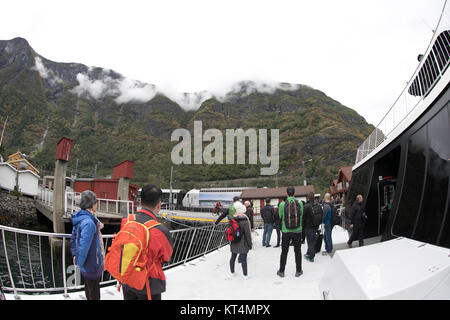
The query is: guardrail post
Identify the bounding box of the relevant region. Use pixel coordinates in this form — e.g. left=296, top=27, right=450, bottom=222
left=183, top=228, right=197, bottom=265
left=203, top=224, right=215, bottom=257
left=62, top=237, right=68, bottom=298
left=2, top=229, right=19, bottom=299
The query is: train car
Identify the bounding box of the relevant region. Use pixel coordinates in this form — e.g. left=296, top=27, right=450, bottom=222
left=182, top=187, right=253, bottom=209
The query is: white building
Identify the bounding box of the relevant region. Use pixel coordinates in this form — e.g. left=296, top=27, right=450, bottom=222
left=0, top=162, right=40, bottom=196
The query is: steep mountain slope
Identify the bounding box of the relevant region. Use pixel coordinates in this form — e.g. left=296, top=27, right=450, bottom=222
left=0, top=37, right=373, bottom=194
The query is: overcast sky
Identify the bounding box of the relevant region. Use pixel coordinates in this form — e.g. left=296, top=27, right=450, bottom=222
left=0, top=0, right=445, bottom=126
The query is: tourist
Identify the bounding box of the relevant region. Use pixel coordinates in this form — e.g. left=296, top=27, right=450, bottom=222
left=322, top=193, right=333, bottom=255
left=70, top=190, right=104, bottom=300
left=229, top=211, right=252, bottom=279
left=277, top=186, right=304, bottom=278
left=244, top=201, right=255, bottom=232
left=120, top=184, right=173, bottom=300
left=215, top=196, right=243, bottom=225
left=302, top=192, right=322, bottom=262
left=260, top=198, right=275, bottom=247
left=273, top=205, right=282, bottom=248
left=347, top=194, right=367, bottom=248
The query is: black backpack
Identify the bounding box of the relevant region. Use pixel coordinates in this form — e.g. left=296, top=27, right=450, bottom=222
left=284, top=199, right=302, bottom=229
left=311, top=202, right=323, bottom=228
left=330, top=204, right=342, bottom=226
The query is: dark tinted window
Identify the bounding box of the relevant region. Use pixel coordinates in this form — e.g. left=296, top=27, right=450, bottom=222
left=393, top=126, right=427, bottom=237
left=347, top=165, right=372, bottom=206
left=437, top=104, right=450, bottom=247
left=413, top=106, right=450, bottom=243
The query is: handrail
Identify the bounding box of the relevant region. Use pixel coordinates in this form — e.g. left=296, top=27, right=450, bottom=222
left=354, top=2, right=449, bottom=166
left=36, top=186, right=135, bottom=217
left=0, top=221, right=229, bottom=298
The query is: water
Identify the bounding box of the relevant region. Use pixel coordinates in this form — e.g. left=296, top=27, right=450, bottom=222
left=0, top=219, right=227, bottom=295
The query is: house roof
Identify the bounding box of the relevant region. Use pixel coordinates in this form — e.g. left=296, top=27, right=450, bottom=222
left=338, top=166, right=353, bottom=183
left=7, top=152, right=39, bottom=175
left=329, top=185, right=338, bottom=194
left=241, top=185, right=315, bottom=199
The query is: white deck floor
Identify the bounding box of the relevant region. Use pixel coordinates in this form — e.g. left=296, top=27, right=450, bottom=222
left=4, top=226, right=351, bottom=300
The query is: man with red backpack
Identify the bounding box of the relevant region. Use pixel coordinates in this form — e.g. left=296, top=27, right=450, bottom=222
left=105, top=184, right=173, bottom=300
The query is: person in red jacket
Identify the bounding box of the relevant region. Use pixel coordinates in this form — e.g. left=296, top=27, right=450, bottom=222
left=120, top=184, right=173, bottom=300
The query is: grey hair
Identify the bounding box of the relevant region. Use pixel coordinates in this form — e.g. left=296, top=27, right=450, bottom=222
left=80, top=190, right=97, bottom=210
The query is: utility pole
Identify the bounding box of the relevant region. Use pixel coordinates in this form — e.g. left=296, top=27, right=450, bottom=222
left=0, top=115, right=8, bottom=148
left=169, top=165, right=173, bottom=210
left=302, top=159, right=312, bottom=186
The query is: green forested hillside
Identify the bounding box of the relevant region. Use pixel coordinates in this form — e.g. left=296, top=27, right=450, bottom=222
left=0, top=38, right=373, bottom=196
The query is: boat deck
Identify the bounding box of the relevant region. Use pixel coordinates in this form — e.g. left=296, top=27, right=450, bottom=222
left=3, top=226, right=351, bottom=300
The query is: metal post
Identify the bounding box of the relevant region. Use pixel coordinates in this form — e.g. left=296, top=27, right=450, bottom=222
left=217, top=227, right=225, bottom=251
left=169, top=166, right=173, bottom=210
left=62, top=237, right=68, bottom=298
left=184, top=228, right=197, bottom=265
left=203, top=224, right=216, bottom=257
left=2, top=229, right=18, bottom=299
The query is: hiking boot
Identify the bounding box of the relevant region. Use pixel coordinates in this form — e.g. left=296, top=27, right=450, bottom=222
left=277, top=270, right=285, bottom=278
left=295, top=270, right=303, bottom=277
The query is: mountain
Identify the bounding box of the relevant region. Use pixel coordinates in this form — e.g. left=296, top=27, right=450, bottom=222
left=0, top=37, right=373, bottom=195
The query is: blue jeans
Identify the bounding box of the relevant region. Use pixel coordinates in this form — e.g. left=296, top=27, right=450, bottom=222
left=262, top=223, right=274, bottom=246
left=323, top=223, right=333, bottom=253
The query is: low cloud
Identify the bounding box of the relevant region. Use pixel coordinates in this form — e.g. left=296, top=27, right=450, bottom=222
left=71, top=71, right=157, bottom=104
left=69, top=70, right=300, bottom=110
left=32, top=56, right=63, bottom=86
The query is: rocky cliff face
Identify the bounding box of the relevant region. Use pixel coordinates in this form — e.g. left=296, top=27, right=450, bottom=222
left=0, top=191, right=42, bottom=229
left=0, top=37, right=373, bottom=193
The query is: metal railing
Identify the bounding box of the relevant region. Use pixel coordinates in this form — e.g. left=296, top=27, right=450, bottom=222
left=355, top=6, right=450, bottom=166
left=0, top=221, right=229, bottom=299
left=65, top=191, right=135, bottom=217
left=36, top=186, right=135, bottom=218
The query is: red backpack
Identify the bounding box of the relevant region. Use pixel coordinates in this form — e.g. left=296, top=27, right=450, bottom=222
left=104, top=214, right=160, bottom=299
left=225, top=218, right=241, bottom=243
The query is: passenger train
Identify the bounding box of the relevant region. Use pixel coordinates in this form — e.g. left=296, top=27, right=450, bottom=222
left=182, top=187, right=253, bottom=209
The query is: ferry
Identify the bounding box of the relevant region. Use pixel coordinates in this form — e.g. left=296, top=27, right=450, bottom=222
left=1, top=3, right=450, bottom=301
left=347, top=2, right=450, bottom=249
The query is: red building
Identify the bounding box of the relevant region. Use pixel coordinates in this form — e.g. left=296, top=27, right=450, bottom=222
left=240, top=185, right=315, bottom=214
left=328, top=165, right=352, bottom=201
left=73, top=160, right=139, bottom=207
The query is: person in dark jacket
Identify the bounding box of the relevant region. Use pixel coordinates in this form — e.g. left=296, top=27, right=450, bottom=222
left=273, top=205, right=282, bottom=247
left=120, top=184, right=173, bottom=300
left=70, top=190, right=104, bottom=300
left=347, top=194, right=366, bottom=248
left=322, top=193, right=333, bottom=255
left=229, top=213, right=252, bottom=279
left=302, top=192, right=320, bottom=262
left=260, top=198, right=275, bottom=247
left=244, top=201, right=255, bottom=232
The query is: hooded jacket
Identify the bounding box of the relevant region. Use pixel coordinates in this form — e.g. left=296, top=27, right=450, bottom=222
left=70, top=210, right=104, bottom=279
left=230, top=214, right=252, bottom=254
